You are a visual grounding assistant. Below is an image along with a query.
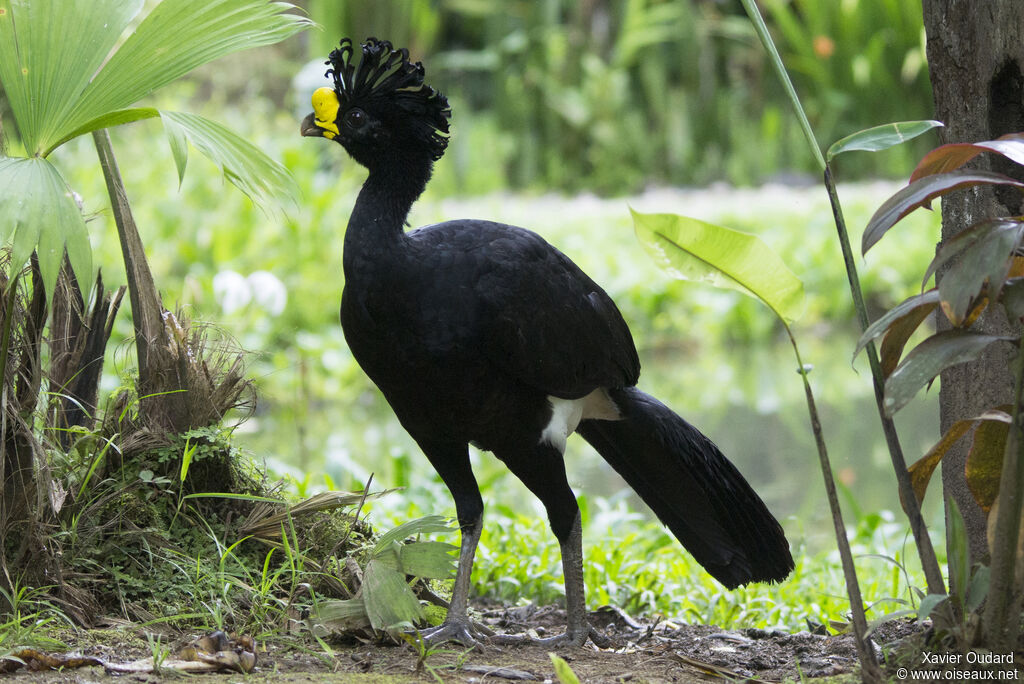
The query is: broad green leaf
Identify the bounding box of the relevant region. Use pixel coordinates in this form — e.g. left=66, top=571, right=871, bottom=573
left=373, top=515, right=453, bottom=557
left=313, top=598, right=371, bottom=631
left=827, top=120, right=943, bottom=162
left=884, top=331, right=1011, bottom=415
left=928, top=220, right=1024, bottom=325
left=60, top=0, right=313, bottom=148
left=0, top=0, right=144, bottom=155
left=398, top=541, right=457, bottom=580
left=362, top=558, right=424, bottom=633
left=862, top=170, right=1024, bottom=254
left=911, top=133, right=1024, bottom=183
left=853, top=289, right=939, bottom=368
left=965, top=412, right=1011, bottom=512
left=0, top=157, right=91, bottom=293
left=631, top=209, right=804, bottom=324
left=159, top=110, right=299, bottom=210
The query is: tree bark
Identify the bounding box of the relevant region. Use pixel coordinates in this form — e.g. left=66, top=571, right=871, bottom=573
left=922, top=0, right=1024, bottom=564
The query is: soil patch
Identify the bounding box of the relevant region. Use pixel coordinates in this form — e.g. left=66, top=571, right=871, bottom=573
left=4, top=604, right=932, bottom=683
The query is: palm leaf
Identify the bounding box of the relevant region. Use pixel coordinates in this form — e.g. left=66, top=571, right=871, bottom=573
left=0, top=157, right=91, bottom=294
left=57, top=0, right=312, bottom=154
left=0, top=0, right=144, bottom=155
left=159, top=111, right=299, bottom=211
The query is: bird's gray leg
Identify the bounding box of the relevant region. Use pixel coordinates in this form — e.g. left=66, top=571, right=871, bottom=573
left=490, top=442, right=611, bottom=649
left=412, top=440, right=491, bottom=648
left=419, top=513, right=492, bottom=648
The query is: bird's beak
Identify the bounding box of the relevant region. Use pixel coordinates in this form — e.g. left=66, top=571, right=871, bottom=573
left=300, top=113, right=325, bottom=138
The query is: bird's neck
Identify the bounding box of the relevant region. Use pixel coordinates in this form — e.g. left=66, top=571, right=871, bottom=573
left=343, top=158, right=432, bottom=274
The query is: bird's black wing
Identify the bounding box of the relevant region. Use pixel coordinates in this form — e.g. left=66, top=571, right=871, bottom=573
left=424, top=220, right=641, bottom=398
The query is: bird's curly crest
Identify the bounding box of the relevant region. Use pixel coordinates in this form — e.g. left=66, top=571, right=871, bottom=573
left=326, top=37, right=451, bottom=160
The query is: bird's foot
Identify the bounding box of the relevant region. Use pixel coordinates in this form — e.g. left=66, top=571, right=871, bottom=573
left=490, top=624, right=611, bottom=649
left=414, top=617, right=494, bottom=651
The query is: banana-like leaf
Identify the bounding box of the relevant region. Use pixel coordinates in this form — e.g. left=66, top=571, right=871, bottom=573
left=862, top=170, right=1024, bottom=254
left=0, top=0, right=144, bottom=155
left=58, top=0, right=312, bottom=153
left=0, top=157, right=91, bottom=296
left=826, top=120, right=943, bottom=162
left=884, top=331, right=1011, bottom=415
left=372, top=515, right=454, bottom=557
left=160, top=111, right=298, bottom=211
left=631, top=209, right=804, bottom=324
left=313, top=598, right=371, bottom=631
left=911, top=133, right=1024, bottom=182
left=362, top=558, right=424, bottom=633
left=399, top=541, right=457, bottom=580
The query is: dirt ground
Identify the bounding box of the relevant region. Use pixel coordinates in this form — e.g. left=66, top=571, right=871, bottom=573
left=3, top=602, right=937, bottom=683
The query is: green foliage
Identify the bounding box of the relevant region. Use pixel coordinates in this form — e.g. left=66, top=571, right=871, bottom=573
left=460, top=499, right=928, bottom=631
left=856, top=134, right=1024, bottom=650
left=632, top=209, right=805, bottom=324
left=312, top=516, right=456, bottom=637
left=0, top=0, right=309, bottom=296
left=307, top=0, right=932, bottom=192
left=827, top=121, right=943, bottom=162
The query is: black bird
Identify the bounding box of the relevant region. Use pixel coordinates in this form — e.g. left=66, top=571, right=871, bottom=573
left=301, top=38, right=794, bottom=648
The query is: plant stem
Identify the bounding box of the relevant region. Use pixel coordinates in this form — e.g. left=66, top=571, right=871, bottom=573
left=92, top=129, right=166, bottom=390
left=982, top=340, right=1024, bottom=652
left=740, top=0, right=826, bottom=172
left=785, top=327, right=881, bottom=682
left=743, top=0, right=947, bottom=609
left=824, top=167, right=947, bottom=598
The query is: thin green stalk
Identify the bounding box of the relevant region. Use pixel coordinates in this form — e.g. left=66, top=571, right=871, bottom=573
left=740, top=0, right=946, bottom=600
left=824, top=168, right=946, bottom=597
left=982, top=341, right=1024, bottom=652
left=740, top=0, right=825, bottom=172
left=785, top=326, right=881, bottom=682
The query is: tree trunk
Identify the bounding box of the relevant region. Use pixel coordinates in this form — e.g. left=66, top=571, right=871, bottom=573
left=922, top=1, right=1024, bottom=564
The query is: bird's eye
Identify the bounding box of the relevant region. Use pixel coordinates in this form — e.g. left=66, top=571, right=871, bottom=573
left=344, top=108, right=367, bottom=129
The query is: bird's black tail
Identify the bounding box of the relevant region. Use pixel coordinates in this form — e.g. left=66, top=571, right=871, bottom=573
left=577, top=387, right=793, bottom=588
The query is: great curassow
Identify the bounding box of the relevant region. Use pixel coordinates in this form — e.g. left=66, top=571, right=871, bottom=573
left=301, top=37, right=794, bottom=648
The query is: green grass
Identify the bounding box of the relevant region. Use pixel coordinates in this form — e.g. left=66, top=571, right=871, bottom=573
left=371, top=493, right=933, bottom=634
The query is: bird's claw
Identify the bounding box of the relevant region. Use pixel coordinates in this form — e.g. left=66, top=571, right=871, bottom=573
left=490, top=624, right=612, bottom=649
left=414, top=618, right=493, bottom=651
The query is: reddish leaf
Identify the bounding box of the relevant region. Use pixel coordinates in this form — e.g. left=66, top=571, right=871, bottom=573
left=853, top=289, right=939, bottom=368
left=862, top=170, right=1024, bottom=254
left=910, top=133, right=1024, bottom=182
left=880, top=297, right=938, bottom=377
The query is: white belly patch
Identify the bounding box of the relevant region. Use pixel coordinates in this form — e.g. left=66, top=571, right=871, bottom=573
left=539, top=389, right=621, bottom=453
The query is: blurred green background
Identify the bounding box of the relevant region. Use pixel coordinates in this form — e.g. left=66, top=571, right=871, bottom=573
left=45, top=0, right=942, bottom=551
